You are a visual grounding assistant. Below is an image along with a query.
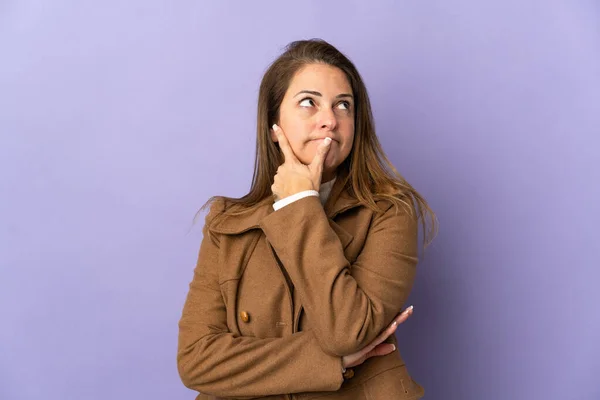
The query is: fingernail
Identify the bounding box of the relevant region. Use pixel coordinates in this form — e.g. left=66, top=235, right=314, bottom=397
left=391, top=321, right=397, bottom=327
left=404, top=305, right=414, bottom=313
left=324, top=137, right=332, bottom=145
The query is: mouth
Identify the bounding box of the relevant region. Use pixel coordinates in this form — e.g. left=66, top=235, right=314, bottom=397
left=309, top=138, right=337, bottom=144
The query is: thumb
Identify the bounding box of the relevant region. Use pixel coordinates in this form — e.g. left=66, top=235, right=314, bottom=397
left=365, top=343, right=396, bottom=359
left=309, top=137, right=332, bottom=176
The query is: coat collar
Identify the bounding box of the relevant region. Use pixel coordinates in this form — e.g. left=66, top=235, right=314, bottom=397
left=210, top=172, right=361, bottom=235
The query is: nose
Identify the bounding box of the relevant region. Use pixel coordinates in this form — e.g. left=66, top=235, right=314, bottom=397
left=317, top=108, right=337, bottom=131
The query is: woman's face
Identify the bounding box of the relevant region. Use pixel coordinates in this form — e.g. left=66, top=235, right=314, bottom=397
left=273, top=63, right=355, bottom=182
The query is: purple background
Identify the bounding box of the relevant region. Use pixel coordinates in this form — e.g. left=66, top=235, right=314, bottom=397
left=1, top=1, right=599, bottom=399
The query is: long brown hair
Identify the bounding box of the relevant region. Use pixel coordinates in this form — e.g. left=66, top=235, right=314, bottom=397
left=200, top=39, right=437, bottom=246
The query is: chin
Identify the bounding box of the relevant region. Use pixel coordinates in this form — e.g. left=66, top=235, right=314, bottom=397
left=324, top=152, right=340, bottom=168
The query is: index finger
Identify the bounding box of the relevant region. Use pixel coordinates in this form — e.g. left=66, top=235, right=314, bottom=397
left=273, top=124, right=299, bottom=163
left=370, top=307, right=414, bottom=346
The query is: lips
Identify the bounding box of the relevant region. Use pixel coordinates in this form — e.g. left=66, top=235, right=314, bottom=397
left=310, top=138, right=336, bottom=143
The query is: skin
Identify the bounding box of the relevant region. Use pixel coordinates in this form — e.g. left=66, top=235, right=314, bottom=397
left=270, top=63, right=414, bottom=369
left=271, top=63, right=355, bottom=193
left=342, top=306, right=414, bottom=369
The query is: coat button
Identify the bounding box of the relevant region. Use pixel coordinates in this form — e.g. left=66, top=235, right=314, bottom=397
left=240, top=311, right=250, bottom=323
left=343, top=368, right=354, bottom=379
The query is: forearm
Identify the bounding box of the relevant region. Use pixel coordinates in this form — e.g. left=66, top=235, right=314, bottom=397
left=179, top=206, right=344, bottom=398
left=260, top=195, right=418, bottom=356
left=178, top=327, right=343, bottom=398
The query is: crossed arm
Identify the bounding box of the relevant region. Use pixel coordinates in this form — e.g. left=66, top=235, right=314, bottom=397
left=177, top=197, right=418, bottom=398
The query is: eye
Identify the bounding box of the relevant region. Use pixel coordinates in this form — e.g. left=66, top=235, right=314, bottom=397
left=337, top=101, right=351, bottom=110
left=299, top=98, right=315, bottom=108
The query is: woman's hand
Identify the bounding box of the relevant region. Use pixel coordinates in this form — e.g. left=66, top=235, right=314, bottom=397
left=342, top=306, right=414, bottom=369
left=271, top=124, right=332, bottom=201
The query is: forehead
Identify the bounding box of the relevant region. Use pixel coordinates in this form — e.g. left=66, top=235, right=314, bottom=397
left=287, top=63, right=352, bottom=95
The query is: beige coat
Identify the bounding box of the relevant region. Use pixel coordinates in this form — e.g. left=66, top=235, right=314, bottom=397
left=177, top=176, right=425, bottom=400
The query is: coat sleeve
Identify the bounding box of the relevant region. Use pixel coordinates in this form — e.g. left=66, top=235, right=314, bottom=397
left=177, top=205, right=344, bottom=398
left=259, top=195, right=419, bottom=356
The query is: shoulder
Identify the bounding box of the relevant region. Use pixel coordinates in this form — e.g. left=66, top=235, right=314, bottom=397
left=373, top=194, right=417, bottom=220
left=204, top=196, right=273, bottom=235
left=368, top=195, right=419, bottom=243
left=201, top=197, right=227, bottom=230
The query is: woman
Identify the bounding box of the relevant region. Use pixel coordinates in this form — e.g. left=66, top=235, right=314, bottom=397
left=178, top=39, right=437, bottom=400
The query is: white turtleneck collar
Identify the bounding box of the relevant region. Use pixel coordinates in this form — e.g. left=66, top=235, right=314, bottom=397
left=318, top=176, right=337, bottom=205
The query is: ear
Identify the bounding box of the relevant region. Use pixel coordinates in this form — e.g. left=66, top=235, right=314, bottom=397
left=270, top=124, right=279, bottom=142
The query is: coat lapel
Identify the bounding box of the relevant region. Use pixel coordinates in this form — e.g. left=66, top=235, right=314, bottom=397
left=209, top=173, right=361, bottom=250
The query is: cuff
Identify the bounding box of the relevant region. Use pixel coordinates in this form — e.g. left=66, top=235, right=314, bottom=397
left=273, top=190, right=319, bottom=211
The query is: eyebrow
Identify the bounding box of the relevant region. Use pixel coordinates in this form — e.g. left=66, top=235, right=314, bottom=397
left=294, top=90, right=353, bottom=100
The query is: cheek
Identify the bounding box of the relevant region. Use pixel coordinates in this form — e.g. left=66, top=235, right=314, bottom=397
left=297, top=142, right=318, bottom=164
left=339, top=124, right=355, bottom=156
left=279, top=122, right=313, bottom=160
left=291, top=139, right=310, bottom=158
left=283, top=132, right=312, bottom=162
